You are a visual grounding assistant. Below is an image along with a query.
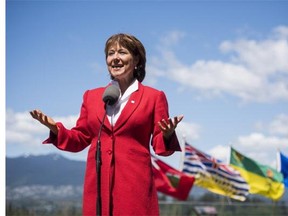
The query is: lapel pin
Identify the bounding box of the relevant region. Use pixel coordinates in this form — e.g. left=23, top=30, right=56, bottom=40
left=131, top=100, right=135, bottom=104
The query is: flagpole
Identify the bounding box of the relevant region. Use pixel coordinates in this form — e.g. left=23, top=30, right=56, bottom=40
left=276, top=148, right=280, bottom=172
left=178, top=135, right=186, bottom=171
left=226, top=196, right=232, bottom=205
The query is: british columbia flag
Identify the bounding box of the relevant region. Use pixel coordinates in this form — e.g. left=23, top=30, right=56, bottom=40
left=182, top=142, right=249, bottom=201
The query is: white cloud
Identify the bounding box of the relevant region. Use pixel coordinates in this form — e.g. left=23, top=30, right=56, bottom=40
left=150, top=26, right=288, bottom=103
left=159, top=30, right=186, bottom=47
left=273, top=25, right=288, bottom=39
left=6, top=109, right=79, bottom=158
left=220, top=38, right=288, bottom=76
left=237, top=133, right=287, bottom=149
left=231, top=113, right=288, bottom=168
left=208, top=145, right=230, bottom=163
left=198, top=113, right=288, bottom=169
left=254, top=114, right=288, bottom=137
left=268, top=114, right=288, bottom=136
left=176, top=121, right=201, bottom=142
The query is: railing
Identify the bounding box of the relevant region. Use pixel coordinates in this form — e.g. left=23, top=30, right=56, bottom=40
left=159, top=201, right=288, bottom=216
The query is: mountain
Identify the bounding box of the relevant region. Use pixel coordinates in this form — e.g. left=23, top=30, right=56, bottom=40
left=6, top=154, right=86, bottom=187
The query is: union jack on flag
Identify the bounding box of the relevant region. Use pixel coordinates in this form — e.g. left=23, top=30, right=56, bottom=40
left=182, top=142, right=249, bottom=201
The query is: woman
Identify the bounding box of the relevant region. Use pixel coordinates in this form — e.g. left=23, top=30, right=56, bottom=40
left=30, top=33, right=183, bottom=216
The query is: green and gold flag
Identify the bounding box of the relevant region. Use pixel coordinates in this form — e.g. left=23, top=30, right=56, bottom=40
left=230, top=147, right=284, bottom=201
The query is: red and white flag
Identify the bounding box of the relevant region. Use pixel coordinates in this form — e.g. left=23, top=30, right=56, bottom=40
left=152, top=156, right=194, bottom=200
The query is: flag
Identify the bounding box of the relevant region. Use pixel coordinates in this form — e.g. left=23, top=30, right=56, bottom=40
left=182, top=143, right=249, bottom=201
left=152, top=155, right=194, bottom=200
left=279, top=151, right=288, bottom=187
left=230, top=147, right=284, bottom=201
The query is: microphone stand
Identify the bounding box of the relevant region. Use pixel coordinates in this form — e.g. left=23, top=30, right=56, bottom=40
left=95, top=84, right=119, bottom=216
left=96, top=104, right=108, bottom=216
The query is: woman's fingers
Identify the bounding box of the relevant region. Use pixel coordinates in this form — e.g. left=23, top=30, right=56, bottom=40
left=158, top=115, right=184, bottom=131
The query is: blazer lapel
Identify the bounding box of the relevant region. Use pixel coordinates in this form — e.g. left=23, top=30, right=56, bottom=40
left=113, top=83, right=144, bottom=132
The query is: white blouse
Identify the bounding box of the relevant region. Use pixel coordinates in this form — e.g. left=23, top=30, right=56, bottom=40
left=106, top=79, right=139, bottom=126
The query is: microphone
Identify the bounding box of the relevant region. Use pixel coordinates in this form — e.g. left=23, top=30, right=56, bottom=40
left=102, top=85, right=120, bottom=106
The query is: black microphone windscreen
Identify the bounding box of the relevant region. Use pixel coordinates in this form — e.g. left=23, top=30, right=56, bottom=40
left=102, top=85, right=120, bottom=105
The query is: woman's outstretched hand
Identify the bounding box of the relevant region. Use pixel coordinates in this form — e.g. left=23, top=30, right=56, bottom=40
left=29, top=109, right=58, bottom=135
left=158, top=115, right=184, bottom=140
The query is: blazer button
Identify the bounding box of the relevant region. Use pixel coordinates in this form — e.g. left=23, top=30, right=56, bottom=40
left=107, top=150, right=112, bottom=155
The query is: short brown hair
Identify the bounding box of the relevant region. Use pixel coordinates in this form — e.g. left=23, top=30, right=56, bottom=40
left=105, top=33, right=146, bottom=82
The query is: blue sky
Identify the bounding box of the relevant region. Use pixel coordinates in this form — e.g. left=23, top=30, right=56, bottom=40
left=5, top=1, right=288, bottom=173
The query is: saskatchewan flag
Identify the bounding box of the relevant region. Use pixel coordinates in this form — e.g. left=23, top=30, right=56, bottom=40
left=230, top=147, right=284, bottom=201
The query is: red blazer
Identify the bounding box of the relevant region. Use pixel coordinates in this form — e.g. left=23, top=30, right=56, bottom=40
left=44, top=82, right=181, bottom=216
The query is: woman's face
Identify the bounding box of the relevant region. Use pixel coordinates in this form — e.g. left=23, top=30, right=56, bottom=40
left=106, top=43, right=138, bottom=82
